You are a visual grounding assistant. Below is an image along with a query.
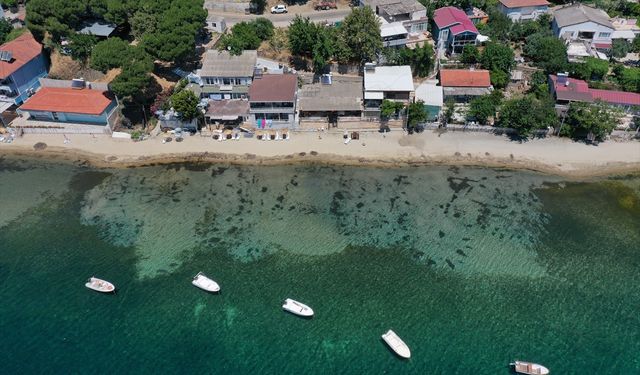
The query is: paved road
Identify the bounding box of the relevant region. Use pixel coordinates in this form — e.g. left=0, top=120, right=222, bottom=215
left=208, top=8, right=352, bottom=27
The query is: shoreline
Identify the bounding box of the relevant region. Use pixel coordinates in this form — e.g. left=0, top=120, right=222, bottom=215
left=1, top=131, right=639, bottom=178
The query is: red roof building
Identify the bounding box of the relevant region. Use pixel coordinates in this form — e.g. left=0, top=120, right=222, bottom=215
left=248, top=74, right=298, bottom=128
left=499, top=0, right=549, bottom=8
left=440, top=69, right=491, bottom=87
left=20, top=87, right=114, bottom=115
left=0, top=33, right=43, bottom=80
left=248, top=74, right=297, bottom=103
left=18, top=80, right=119, bottom=126
left=549, top=74, right=640, bottom=108
left=433, top=7, right=479, bottom=54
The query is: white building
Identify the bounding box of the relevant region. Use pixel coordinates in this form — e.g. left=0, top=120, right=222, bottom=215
left=498, top=0, right=549, bottom=22
left=363, top=64, right=414, bottom=117
left=206, top=15, right=227, bottom=34
left=552, top=4, right=614, bottom=49
left=361, top=0, right=429, bottom=48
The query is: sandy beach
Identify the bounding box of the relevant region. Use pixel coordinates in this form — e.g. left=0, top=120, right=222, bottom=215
left=1, top=130, right=639, bottom=177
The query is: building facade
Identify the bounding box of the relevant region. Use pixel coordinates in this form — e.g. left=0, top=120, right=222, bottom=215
left=498, top=0, right=549, bottom=22
left=433, top=7, right=479, bottom=54
left=363, top=64, right=414, bottom=118
left=248, top=74, right=297, bottom=129
left=17, top=79, right=119, bottom=126
left=190, top=50, right=257, bottom=100
left=440, top=69, right=492, bottom=102
left=552, top=4, right=614, bottom=48
left=0, top=33, right=47, bottom=105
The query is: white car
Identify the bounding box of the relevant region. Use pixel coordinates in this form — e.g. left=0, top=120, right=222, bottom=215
left=271, top=4, right=288, bottom=14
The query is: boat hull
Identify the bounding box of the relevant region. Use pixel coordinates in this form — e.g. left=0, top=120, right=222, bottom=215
left=512, top=361, right=550, bottom=375
left=192, top=273, right=220, bottom=293
left=282, top=298, right=314, bottom=317
left=85, top=277, right=115, bottom=293
left=382, top=330, right=411, bottom=359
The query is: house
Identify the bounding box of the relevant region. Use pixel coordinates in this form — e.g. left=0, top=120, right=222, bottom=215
left=362, top=0, right=429, bottom=48
left=498, top=0, right=549, bottom=22
left=189, top=50, right=257, bottom=100
left=248, top=74, right=297, bottom=129
left=439, top=69, right=492, bottom=102
left=363, top=64, right=414, bottom=117
left=611, top=18, right=640, bottom=42
left=552, top=4, right=614, bottom=50
left=414, top=81, right=443, bottom=121
left=549, top=73, right=640, bottom=113
left=17, top=78, right=120, bottom=127
left=206, top=15, right=227, bottom=34
left=299, top=75, right=363, bottom=121
left=432, top=7, right=479, bottom=54
left=78, top=21, right=117, bottom=38
left=0, top=33, right=47, bottom=106
left=466, top=7, right=489, bottom=25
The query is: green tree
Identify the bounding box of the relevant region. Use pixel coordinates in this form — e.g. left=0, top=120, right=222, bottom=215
left=610, top=39, right=630, bottom=59
left=111, top=61, right=154, bottom=100
left=90, top=38, right=131, bottom=72
left=312, top=26, right=335, bottom=73
left=564, top=101, right=621, bottom=142
left=633, top=35, right=640, bottom=53
left=524, top=33, right=568, bottom=73
left=68, top=33, right=97, bottom=62
left=498, top=95, right=557, bottom=138
left=483, top=8, right=512, bottom=42
left=406, top=44, right=433, bottom=77
left=613, top=65, right=640, bottom=92
left=170, top=89, right=200, bottom=121
left=251, top=0, right=268, bottom=14
left=3, top=0, right=18, bottom=8
left=407, top=101, right=427, bottom=130
left=460, top=45, right=479, bottom=64
left=131, top=12, right=157, bottom=40
left=252, top=17, right=274, bottom=40
left=338, top=6, right=382, bottom=64
left=468, top=91, right=503, bottom=125
left=570, top=57, right=608, bottom=81
left=490, top=69, right=509, bottom=89
left=288, top=16, right=317, bottom=57
left=480, top=42, right=514, bottom=73
left=0, top=18, right=13, bottom=44
left=380, top=99, right=403, bottom=119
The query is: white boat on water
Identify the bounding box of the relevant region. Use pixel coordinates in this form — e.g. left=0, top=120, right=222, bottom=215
left=282, top=298, right=314, bottom=317
left=192, top=272, right=220, bottom=292
left=382, top=330, right=411, bottom=359
left=85, top=277, right=115, bottom=293
left=511, top=361, right=550, bottom=375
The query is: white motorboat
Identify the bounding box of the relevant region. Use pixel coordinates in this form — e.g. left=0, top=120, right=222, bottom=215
left=282, top=298, right=314, bottom=317
left=382, top=330, right=411, bottom=359
left=85, top=277, right=116, bottom=293
left=511, top=361, right=549, bottom=375
left=192, top=272, right=220, bottom=292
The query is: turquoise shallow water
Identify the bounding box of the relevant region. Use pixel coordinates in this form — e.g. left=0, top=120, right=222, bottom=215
left=0, top=157, right=639, bottom=373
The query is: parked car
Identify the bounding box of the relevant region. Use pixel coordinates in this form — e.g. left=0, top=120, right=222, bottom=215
left=314, top=1, right=337, bottom=10
left=271, top=4, right=288, bottom=14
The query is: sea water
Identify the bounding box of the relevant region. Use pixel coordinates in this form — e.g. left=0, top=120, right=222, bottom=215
left=0, top=156, right=638, bottom=373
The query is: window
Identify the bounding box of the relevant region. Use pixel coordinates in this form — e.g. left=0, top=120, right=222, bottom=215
left=223, top=78, right=231, bottom=85
left=598, top=32, right=611, bottom=38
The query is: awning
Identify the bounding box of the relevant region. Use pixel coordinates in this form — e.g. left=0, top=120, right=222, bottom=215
left=364, top=91, right=384, bottom=100
left=593, top=42, right=612, bottom=49
left=221, top=115, right=239, bottom=120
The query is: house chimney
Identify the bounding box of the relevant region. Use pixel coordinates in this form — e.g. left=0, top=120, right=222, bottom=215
left=364, top=62, right=376, bottom=72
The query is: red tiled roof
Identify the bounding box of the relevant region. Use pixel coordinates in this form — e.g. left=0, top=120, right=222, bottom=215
left=248, top=74, right=297, bottom=102
left=498, top=0, right=549, bottom=8
left=550, top=75, right=640, bottom=106
left=591, top=89, right=640, bottom=106
left=0, top=32, right=42, bottom=79
left=440, top=69, right=491, bottom=87
left=20, top=87, right=114, bottom=115
left=433, top=7, right=478, bottom=35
